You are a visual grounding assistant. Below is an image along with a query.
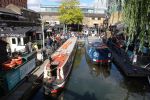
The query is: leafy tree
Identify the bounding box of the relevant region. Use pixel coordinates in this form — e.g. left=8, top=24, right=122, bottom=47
left=123, top=0, right=150, bottom=53
left=59, top=0, right=83, bottom=32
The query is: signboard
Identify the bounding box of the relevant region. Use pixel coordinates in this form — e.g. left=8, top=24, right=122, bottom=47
left=4, top=58, right=36, bottom=91
left=20, top=58, right=36, bottom=80
left=6, top=69, right=20, bottom=90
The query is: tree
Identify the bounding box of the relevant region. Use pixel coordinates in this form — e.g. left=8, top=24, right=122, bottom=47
left=59, top=0, right=83, bottom=32
left=123, top=0, right=150, bottom=53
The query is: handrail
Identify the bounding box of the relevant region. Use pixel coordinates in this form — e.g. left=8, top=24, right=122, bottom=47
left=143, top=63, right=150, bottom=69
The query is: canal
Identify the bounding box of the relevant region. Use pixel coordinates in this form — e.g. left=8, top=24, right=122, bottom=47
left=32, top=44, right=150, bottom=100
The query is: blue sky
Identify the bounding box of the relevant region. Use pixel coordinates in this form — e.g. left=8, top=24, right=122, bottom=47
left=40, top=0, right=93, bottom=6
left=28, top=0, right=107, bottom=11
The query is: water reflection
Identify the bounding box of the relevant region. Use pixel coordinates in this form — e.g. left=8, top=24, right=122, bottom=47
left=121, top=77, right=150, bottom=93
left=86, top=55, right=111, bottom=78
left=32, top=46, right=150, bottom=100
left=73, top=46, right=85, bottom=69
left=59, top=89, right=98, bottom=100
left=90, top=63, right=111, bottom=78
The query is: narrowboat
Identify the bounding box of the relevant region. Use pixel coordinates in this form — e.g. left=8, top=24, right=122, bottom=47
left=43, top=37, right=77, bottom=95
left=107, top=31, right=150, bottom=78
left=85, top=37, right=111, bottom=64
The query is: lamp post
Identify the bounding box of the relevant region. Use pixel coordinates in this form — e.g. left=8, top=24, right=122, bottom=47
left=40, top=15, right=45, bottom=61
left=40, top=15, right=45, bottom=49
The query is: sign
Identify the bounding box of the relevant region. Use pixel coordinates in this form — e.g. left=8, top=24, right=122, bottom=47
left=20, top=58, right=36, bottom=80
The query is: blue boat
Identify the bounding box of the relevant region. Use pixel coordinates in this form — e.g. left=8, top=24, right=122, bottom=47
left=85, top=37, right=111, bottom=64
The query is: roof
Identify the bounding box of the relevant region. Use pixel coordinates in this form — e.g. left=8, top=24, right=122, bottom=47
left=84, top=13, right=105, bottom=17
left=0, top=27, right=32, bottom=37
left=6, top=4, right=21, bottom=14
left=6, top=4, right=40, bottom=15
left=0, top=8, right=18, bottom=15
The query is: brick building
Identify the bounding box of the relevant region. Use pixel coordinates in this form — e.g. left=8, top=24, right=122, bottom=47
left=0, top=0, right=27, bottom=8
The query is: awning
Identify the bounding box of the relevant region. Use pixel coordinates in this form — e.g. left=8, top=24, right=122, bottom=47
left=0, top=27, right=32, bottom=37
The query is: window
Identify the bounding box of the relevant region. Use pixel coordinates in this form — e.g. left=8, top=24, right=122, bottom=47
left=23, top=37, right=28, bottom=45
left=12, top=38, right=16, bottom=44
left=17, top=38, right=21, bottom=45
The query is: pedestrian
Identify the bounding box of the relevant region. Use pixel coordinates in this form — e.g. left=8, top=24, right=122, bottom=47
left=7, top=44, right=11, bottom=57
left=33, top=43, right=38, bottom=51
left=28, top=41, right=32, bottom=53
left=25, top=44, right=29, bottom=53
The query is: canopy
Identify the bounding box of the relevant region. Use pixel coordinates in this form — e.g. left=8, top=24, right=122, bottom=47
left=0, top=27, right=32, bottom=37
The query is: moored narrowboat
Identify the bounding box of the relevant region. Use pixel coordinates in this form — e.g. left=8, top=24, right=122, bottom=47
left=85, top=37, right=111, bottom=64
left=43, top=37, right=77, bottom=95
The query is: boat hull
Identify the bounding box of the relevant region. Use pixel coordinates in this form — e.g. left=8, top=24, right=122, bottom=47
left=43, top=37, right=77, bottom=95
left=85, top=37, right=111, bottom=65
left=85, top=50, right=111, bottom=65
left=107, top=40, right=150, bottom=77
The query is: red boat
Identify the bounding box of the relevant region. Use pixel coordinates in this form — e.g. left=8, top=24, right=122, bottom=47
left=43, top=37, right=77, bottom=95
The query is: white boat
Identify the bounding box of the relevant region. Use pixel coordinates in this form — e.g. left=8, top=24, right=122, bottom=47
left=43, top=37, right=77, bottom=95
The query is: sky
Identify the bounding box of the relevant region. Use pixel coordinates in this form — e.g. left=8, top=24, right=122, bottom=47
left=28, top=0, right=107, bottom=11
left=40, top=0, right=93, bottom=6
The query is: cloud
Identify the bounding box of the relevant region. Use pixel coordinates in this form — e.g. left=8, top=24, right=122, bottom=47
left=80, top=2, right=88, bottom=6
left=27, top=0, right=40, bottom=11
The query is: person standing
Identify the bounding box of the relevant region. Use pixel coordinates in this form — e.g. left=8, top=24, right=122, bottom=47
left=7, top=44, right=11, bottom=57
left=28, top=41, right=32, bottom=53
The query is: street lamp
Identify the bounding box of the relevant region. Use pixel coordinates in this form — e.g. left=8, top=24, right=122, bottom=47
left=40, top=15, right=45, bottom=61
left=41, top=17, right=45, bottom=49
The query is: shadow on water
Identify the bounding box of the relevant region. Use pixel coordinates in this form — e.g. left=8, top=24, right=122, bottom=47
left=121, top=77, right=150, bottom=93
left=44, top=90, right=98, bottom=100
left=85, top=49, right=111, bottom=78
left=58, top=89, right=98, bottom=100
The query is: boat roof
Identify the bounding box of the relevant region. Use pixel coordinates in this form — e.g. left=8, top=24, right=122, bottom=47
left=88, top=37, right=108, bottom=49
left=89, top=42, right=108, bottom=49
left=50, top=37, right=77, bottom=68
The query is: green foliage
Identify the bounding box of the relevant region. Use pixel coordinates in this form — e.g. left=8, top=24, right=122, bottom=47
left=59, top=0, right=83, bottom=25
left=123, top=0, right=150, bottom=51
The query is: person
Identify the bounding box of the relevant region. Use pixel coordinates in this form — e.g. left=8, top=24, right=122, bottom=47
left=49, top=56, right=53, bottom=63
left=7, top=44, right=11, bottom=57
left=28, top=41, right=32, bottom=53
left=46, top=37, right=50, bottom=49
left=33, top=43, right=38, bottom=51
left=25, top=44, right=29, bottom=53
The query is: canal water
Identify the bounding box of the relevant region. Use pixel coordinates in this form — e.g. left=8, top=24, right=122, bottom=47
left=32, top=44, right=150, bottom=100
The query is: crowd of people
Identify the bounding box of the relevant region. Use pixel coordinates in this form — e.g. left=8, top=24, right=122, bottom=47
left=44, top=33, right=68, bottom=59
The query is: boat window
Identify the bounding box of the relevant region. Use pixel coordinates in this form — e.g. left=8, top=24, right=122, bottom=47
left=50, top=61, right=59, bottom=77
left=89, top=47, right=95, bottom=54
left=23, top=37, right=28, bottom=45
left=17, top=38, right=21, bottom=45
left=12, top=38, right=16, bottom=44
left=51, top=64, right=57, bottom=77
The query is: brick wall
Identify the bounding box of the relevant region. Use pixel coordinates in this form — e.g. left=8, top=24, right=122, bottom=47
left=109, top=11, right=123, bottom=25
left=0, top=0, right=27, bottom=8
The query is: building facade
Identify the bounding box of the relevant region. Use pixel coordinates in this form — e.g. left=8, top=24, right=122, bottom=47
left=0, top=0, right=27, bottom=8
left=0, top=4, right=41, bottom=52
left=40, top=5, right=106, bottom=27
left=107, top=0, right=124, bottom=25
